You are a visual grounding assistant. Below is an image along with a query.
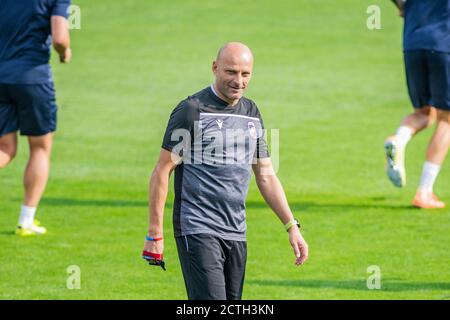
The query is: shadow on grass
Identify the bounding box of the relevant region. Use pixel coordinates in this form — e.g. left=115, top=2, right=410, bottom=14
left=35, top=197, right=177, bottom=209
left=246, top=201, right=415, bottom=211
left=16, top=197, right=416, bottom=211
left=38, top=197, right=148, bottom=208
left=0, top=230, right=15, bottom=236
left=247, top=279, right=450, bottom=292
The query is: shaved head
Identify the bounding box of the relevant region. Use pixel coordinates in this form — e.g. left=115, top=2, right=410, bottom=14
left=216, top=42, right=254, bottom=64
left=212, top=42, right=254, bottom=106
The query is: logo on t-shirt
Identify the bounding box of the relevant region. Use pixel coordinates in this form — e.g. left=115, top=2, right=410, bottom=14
left=216, top=119, right=224, bottom=129
left=248, top=121, right=257, bottom=139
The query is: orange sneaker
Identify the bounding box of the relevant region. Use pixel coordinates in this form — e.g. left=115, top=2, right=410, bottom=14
left=412, top=190, right=446, bottom=209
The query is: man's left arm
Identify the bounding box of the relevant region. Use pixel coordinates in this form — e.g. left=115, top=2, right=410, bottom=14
left=252, top=158, right=309, bottom=266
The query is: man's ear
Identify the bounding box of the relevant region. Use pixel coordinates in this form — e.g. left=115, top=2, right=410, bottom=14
left=212, top=60, right=218, bottom=74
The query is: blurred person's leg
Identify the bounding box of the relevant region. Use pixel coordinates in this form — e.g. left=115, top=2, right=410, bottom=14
left=24, top=133, right=53, bottom=208
left=412, top=51, right=450, bottom=209
left=12, top=82, right=57, bottom=235
left=16, top=134, right=53, bottom=235
left=0, top=132, right=18, bottom=168
left=425, top=110, right=450, bottom=166
left=385, top=50, right=433, bottom=188
left=413, top=110, right=450, bottom=209
left=399, top=105, right=436, bottom=138
left=0, top=84, right=19, bottom=168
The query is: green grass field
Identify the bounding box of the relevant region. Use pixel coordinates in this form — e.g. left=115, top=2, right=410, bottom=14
left=1, top=0, right=449, bottom=300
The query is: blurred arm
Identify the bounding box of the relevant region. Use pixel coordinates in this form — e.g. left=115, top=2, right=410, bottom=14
left=252, top=158, right=309, bottom=265
left=51, top=16, right=71, bottom=63
left=252, top=157, right=295, bottom=225
left=143, top=149, right=179, bottom=254
left=148, top=149, right=178, bottom=237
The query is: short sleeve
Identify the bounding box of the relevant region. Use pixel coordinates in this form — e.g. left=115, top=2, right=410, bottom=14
left=51, top=0, right=71, bottom=18
left=161, top=100, right=197, bottom=156
left=254, top=107, right=270, bottom=159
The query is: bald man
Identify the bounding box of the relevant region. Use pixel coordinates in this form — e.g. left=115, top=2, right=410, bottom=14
left=142, top=42, right=308, bottom=300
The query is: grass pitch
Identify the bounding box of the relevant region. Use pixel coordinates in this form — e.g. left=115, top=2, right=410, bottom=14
left=0, top=0, right=449, bottom=300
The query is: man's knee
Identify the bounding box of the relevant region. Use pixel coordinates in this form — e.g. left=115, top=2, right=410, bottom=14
left=28, top=133, right=53, bottom=154
left=436, top=109, right=450, bottom=124
left=415, top=105, right=435, bottom=116
left=0, top=133, right=18, bottom=167
left=1, top=145, right=17, bottom=159
left=0, top=148, right=17, bottom=168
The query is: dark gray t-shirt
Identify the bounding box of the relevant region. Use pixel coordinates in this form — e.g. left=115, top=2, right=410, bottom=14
left=162, top=86, right=269, bottom=241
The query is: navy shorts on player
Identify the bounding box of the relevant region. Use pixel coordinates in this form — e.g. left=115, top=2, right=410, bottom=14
left=0, top=82, right=57, bottom=137
left=404, top=50, right=450, bottom=111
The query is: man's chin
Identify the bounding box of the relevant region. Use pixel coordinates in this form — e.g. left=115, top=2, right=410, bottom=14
left=227, top=92, right=243, bottom=100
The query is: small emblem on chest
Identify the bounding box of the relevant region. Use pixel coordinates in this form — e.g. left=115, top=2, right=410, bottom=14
left=248, top=121, right=257, bottom=139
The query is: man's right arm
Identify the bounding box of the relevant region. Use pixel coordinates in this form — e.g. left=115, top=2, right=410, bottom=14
left=143, top=149, right=179, bottom=255
left=51, top=16, right=71, bottom=63
left=143, top=100, right=193, bottom=256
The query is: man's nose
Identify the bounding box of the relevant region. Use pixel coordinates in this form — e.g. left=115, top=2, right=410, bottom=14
left=233, top=73, right=243, bottom=87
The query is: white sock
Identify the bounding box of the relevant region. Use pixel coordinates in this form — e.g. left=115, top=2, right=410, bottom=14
left=418, top=161, right=441, bottom=193
left=18, top=205, right=36, bottom=228
left=395, top=126, right=413, bottom=147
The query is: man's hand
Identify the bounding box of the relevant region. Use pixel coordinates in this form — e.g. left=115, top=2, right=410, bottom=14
left=59, top=47, right=72, bottom=63
left=252, top=158, right=309, bottom=266
left=142, top=239, right=165, bottom=270
left=288, top=226, right=309, bottom=266
left=144, top=238, right=164, bottom=254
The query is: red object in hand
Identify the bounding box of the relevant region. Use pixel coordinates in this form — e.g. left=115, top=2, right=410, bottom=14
left=142, top=250, right=166, bottom=271
left=142, top=251, right=163, bottom=260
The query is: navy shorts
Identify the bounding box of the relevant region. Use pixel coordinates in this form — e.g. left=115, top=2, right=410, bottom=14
left=0, top=82, right=57, bottom=137
left=404, top=50, right=450, bottom=111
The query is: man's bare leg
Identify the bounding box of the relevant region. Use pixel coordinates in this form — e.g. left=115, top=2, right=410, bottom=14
left=16, top=133, right=53, bottom=234
left=400, top=106, right=436, bottom=136
left=413, top=109, right=450, bottom=208
left=24, top=133, right=53, bottom=207
left=425, top=109, right=450, bottom=165
left=384, top=106, right=436, bottom=188
left=0, top=132, right=18, bottom=168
